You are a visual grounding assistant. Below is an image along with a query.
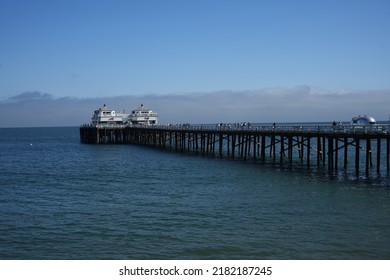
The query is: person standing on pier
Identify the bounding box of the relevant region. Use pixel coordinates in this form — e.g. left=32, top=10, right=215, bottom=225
left=332, top=121, right=337, bottom=131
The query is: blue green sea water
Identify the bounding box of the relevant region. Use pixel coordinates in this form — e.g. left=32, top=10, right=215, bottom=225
left=0, top=127, right=389, bottom=259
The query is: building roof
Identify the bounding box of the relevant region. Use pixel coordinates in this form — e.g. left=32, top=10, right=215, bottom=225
left=133, top=104, right=152, bottom=112
left=98, top=104, right=114, bottom=111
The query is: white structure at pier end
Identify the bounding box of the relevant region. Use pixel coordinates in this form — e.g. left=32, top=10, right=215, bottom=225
left=129, top=104, right=158, bottom=125
left=90, top=104, right=158, bottom=126
left=91, top=104, right=129, bottom=126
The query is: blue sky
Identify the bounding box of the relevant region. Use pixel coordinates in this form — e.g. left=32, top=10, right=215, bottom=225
left=0, top=0, right=389, bottom=126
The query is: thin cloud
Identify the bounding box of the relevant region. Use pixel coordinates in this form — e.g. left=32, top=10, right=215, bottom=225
left=0, top=86, right=389, bottom=127
left=3, top=91, right=53, bottom=103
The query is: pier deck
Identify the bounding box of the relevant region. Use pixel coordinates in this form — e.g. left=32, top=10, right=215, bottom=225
left=80, top=124, right=390, bottom=177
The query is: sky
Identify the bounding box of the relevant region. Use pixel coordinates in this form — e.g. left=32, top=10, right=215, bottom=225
left=0, top=0, right=389, bottom=127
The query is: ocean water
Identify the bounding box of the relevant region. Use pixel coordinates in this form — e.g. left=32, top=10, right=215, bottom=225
left=0, top=127, right=389, bottom=259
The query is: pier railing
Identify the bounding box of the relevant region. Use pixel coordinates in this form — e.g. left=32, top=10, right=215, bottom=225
left=82, top=123, right=389, bottom=134
left=146, top=124, right=389, bottom=134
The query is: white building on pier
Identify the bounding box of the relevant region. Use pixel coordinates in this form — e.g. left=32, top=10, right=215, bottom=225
left=91, top=104, right=158, bottom=126
left=128, top=104, right=158, bottom=125
left=91, top=104, right=129, bottom=126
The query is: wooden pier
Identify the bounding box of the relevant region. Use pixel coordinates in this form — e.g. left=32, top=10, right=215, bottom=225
left=80, top=124, right=390, bottom=177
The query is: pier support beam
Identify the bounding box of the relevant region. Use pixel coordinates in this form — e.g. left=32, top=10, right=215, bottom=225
left=377, top=137, right=381, bottom=174
left=356, top=138, right=360, bottom=176
left=307, top=137, right=311, bottom=169
left=328, top=137, right=334, bottom=172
